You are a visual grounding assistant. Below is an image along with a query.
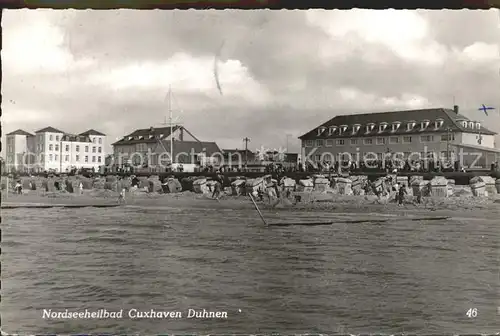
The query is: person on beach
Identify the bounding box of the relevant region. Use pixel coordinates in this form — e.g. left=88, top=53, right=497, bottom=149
left=118, top=188, right=126, bottom=204
left=369, top=181, right=381, bottom=198
left=212, top=180, right=222, bottom=200
left=397, top=183, right=406, bottom=205
left=15, top=180, right=22, bottom=194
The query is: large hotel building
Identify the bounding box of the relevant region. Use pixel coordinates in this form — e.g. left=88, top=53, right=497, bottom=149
left=5, top=127, right=107, bottom=173
left=299, top=106, right=499, bottom=169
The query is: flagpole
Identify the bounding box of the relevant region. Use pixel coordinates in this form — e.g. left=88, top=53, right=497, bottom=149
left=168, top=86, right=174, bottom=166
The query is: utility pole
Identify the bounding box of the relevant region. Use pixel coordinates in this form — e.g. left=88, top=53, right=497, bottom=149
left=446, top=127, right=451, bottom=168
left=243, top=137, right=250, bottom=171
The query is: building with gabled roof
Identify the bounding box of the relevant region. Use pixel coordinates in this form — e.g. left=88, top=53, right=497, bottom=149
left=5, top=129, right=35, bottom=173
left=112, top=125, right=222, bottom=172
left=5, top=126, right=107, bottom=173
left=299, top=105, right=498, bottom=170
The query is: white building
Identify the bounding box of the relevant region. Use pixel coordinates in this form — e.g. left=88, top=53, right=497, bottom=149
left=5, top=129, right=36, bottom=173
left=33, top=127, right=107, bottom=173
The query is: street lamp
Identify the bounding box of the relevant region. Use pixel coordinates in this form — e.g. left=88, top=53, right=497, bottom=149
left=446, top=127, right=453, bottom=169
left=243, top=137, right=250, bottom=171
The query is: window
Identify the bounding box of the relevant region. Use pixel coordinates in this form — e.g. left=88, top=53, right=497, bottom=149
left=98, top=156, right=102, bottom=163
left=475, top=122, right=481, bottom=130
left=85, top=146, right=89, bottom=152
left=377, top=137, right=386, bottom=145
left=98, top=147, right=102, bottom=153
left=350, top=139, right=358, bottom=145
left=92, top=138, right=96, bottom=143
left=49, top=154, right=53, bottom=161
left=420, top=121, right=430, bottom=130
left=407, top=122, right=415, bottom=131
left=420, top=135, right=434, bottom=142
left=65, top=155, right=69, bottom=162
left=92, top=146, right=96, bottom=153
left=461, top=121, right=467, bottom=128
left=98, top=138, right=102, bottom=144
left=49, top=135, right=53, bottom=141
left=435, top=120, right=444, bottom=128
left=379, top=123, right=387, bottom=132
left=364, top=138, right=373, bottom=145
left=136, top=143, right=147, bottom=151
left=305, top=140, right=313, bottom=147
left=468, top=121, right=474, bottom=128
left=55, top=154, right=58, bottom=161
left=353, top=125, right=361, bottom=134
left=392, top=123, right=401, bottom=131
left=85, top=156, right=88, bottom=163
left=56, top=135, right=59, bottom=141
left=325, top=139, right=333, bottom=147
left=441, top=134, right=455, bottom=141
left=316, top=139, right=324, bottom=147
left=7, top=145, right=12, bottom=153
left=329, top=126, right=337, bottom=135
left=317, top=127, right=326, bottom=136
left=55, top=144, right=59, bottom=151
left=403, top=136, right=412, bottom=143
left=92, top=156, right=96, bottom=163
left=336, top=139, right=345, bottom=146
left=76, top=155, right=80, bottom=162
left=314, top=155, right=321, bottom=162
left=340, top=125, right=348, bottom=134
left=49, top=144, right=53, bottom=151
left=76, top=145, right=80, bottom=152
left=65, top=145, right=69, bottom=151
left=389, top=136, right=400, bottom=144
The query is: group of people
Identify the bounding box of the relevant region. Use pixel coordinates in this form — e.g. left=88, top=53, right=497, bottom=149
left=364, top=178, right=417, bottom=205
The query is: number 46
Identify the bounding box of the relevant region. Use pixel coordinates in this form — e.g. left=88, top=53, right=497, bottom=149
left=466, top=308, right=477, bottom=318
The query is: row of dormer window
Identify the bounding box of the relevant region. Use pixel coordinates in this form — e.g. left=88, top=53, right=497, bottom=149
left=126, top=134, right=163, bottom=141
left=305, top=133, right=456, bottom=148
left=317, top=120, right=481, bottom=136
left=458, top=120, right=481, bottom=130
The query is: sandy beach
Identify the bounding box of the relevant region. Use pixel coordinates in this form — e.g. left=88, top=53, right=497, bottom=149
left=3, top=189, right=499, bottom=220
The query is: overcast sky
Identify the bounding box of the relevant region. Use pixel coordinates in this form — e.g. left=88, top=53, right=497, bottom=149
left=2, top=9, right=500, bottom=156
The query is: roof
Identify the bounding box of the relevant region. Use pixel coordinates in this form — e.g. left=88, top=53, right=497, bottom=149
left=455, top=143, right=500, bottom=153
left=61, top=134, right=92, bottom=143
left=112, top=126, right=181, bottom=145
left=222, top=148, right=255, bottom=154
left=156, top=140, right=221, bottom=156
left=35, top=126, right=65, bottom=134
left=299, top=108, right=497, bottom=140
left=79, top=129, right=106, bottom=136
left=6, top=129, right=34, bottom=136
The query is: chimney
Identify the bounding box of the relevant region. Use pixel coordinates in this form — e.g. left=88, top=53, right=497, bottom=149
left=453, top=105, right=459, bottom=114
left=149, top=126, right=154, bottom=131
left=179, top=127, right=184, bottom=141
